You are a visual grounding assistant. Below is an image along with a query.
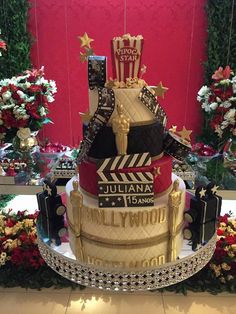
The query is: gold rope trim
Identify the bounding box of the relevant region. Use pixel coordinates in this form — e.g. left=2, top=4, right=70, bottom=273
left=67, top=220, right=184, bottom=246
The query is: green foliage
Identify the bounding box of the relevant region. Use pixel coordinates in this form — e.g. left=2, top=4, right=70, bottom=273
left=0, top=0, right=32, bottom=79
left=205, top=0, right=236, bottom=84
left=199, top=0, right=236, bottom=147
left=0, top=194, right=15, bottom=209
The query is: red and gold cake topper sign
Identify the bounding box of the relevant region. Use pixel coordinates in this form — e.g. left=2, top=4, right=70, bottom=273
left=115, top=46, right=140, bottom=63
left=112, top=34, right=144, bottom=82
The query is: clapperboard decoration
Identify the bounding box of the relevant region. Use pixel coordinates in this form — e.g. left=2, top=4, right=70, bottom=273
left=77, top=87, right=115, bottom=164
left=183, top=183, right=222, bottom=250
left=139, top=86, right=167, bottom=126
left=97, top=152, right=154, bottom=208
left=88, top=56, right=107, bottom=89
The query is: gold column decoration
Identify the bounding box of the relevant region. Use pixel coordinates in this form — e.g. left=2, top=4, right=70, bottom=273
left=168, top=179, right=182, bottom=262
left=70, top=180, right=83, bottom=237
left=111, top=103, right=130, bottom=155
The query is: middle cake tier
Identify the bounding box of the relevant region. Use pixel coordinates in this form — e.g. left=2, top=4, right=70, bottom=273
left=79, top=154, right=172, bottom=197
left=85, top=120, right=164, bottom=159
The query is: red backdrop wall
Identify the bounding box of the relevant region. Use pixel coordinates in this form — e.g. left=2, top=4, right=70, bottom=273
left=29, top=0, right=207, bottom=146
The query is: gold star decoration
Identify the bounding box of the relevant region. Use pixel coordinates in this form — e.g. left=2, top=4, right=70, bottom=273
left=79, top=32, right=94, bottom=48
left=211, top=185, right=219, bottom=194
left=169, top=125, right=177, bottom=133
left=177, top=126, right=192, bottom=142
left=199, top=187, right=206, bottom=198
left=152, top=81, right=168, bottom=99
left=153, top=166, right=161, bottom=178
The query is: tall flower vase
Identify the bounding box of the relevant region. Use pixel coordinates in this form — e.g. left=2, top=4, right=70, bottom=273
left=223, top=136, right=236, bottom=177
left=11, top=128, right=38, bottom=175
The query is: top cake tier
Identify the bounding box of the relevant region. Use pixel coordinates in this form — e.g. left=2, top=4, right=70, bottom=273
left=111, top=34, right=144, bottom=82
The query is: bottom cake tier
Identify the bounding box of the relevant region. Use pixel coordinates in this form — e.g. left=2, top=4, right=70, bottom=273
left=66, top=174, right=186, bottom=262
left=68, top=232, right=184, bottom=271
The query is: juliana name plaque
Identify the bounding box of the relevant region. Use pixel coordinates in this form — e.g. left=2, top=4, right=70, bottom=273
left=97, top=153, right=154, bottom=208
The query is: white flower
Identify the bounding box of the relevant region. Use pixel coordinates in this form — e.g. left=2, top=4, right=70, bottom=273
left=2, top=90, right=12, bottom=101
left=39, top=107, right=46, bottom=116
left=17, top=90, right=26, bottom=99
left=198, top=85, right=210, bottom=97
left=209, top=102, right=218, bottom=110
left=49, top=80, right=57, bottom=94
left=216, top=97, right=221, bottom=103
left=47, top=95, right=54, bottom=103
left=224, top=108, right=236, bottom=122
left=201, top=102, right=211, bottom=112
left=17, top=128, right=31, bottom=140
left=221, top=101, right=232, bottom=108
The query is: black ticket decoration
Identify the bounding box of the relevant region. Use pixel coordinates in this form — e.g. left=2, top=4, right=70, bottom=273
left=88, top=56, right=107, bottom=89
left=77, top=87, right=115, bottom=165
left=183, top=182, right=222, bottom=250
left=97, top=153, right=154, bottom=208
left=139, top=86, right=167, bottom=126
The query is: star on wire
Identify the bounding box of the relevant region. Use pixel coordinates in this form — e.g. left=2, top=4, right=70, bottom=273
left=211, top=185, right=219, bottom=194
left=199, top=187, right=206, bottom=198
left=177, top=126, right=192, bottom=142
left=152, top=81, right=168, bottom=99
left=79, top=32, right=94, bottom=48
left=169, top=125, right=177, bottom=133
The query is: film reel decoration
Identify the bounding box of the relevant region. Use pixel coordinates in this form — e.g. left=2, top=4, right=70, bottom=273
left=77, top=87, right=115, bottom=165
left=139, top=86, right=167, bottom=126
left=88, top=56, right=107, bottom=90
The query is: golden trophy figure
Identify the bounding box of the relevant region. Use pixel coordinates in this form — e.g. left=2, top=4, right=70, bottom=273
left=168, top=179, right=182, bottom=262
left=70, top=180, right=83, bottom=237
left=112, top=103, right=130, bottom=155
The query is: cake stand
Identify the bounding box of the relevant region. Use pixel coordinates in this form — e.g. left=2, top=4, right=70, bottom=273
left=37, top=214, right=217, bottom=292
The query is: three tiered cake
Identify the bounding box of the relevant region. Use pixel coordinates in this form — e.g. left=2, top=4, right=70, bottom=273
left=66, top=34, right=193, bottom=265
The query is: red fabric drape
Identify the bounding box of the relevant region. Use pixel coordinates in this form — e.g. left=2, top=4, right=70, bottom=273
left=28, top=0, right=207, bottom=146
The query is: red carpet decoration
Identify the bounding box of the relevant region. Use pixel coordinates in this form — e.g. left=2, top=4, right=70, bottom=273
left=0, top=209, right=235, bottom=292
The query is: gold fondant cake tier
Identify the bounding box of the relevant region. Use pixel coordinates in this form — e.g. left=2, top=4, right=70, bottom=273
left=66, top=174, right=186, bottom=249
left=89, top=88, right=155, bottom=123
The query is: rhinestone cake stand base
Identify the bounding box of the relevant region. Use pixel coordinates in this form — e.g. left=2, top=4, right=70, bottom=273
left=37, top=227, right=217, bottom=292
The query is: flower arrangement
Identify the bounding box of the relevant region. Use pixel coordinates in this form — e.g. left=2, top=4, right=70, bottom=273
left=197, top=66, right=236, bottom=147
left=0, top=209, right=45, bottom=269
left=0, top=67, right=57, bottom=143
left=0, top=208, right=235, bottom=291
left=0, top=30, right=7, bottom=57
left=209, top=214, right=236, bottom=284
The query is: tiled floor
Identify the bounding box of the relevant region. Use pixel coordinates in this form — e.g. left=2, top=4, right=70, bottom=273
left=0, top=288, right=235, bottom=314
left=1, top=196, right=236, bottom=313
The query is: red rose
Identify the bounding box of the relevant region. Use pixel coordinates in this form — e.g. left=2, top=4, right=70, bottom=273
left=217, top=229, right=224, bottom=236
left=0, top=40, right=7, bottom=51
left=28, top=85, right=41, bottom=93
left=26, top=103, right=41, bottom=119
left=225, top=236, right=236, bottom=245
left=0, top=86, right=8, bottom=94
left=219, top=215, right=229, bottom=224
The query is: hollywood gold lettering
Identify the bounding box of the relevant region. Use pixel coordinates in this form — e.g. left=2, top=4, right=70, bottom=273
left=120, top=212, right=128, bottom=227
left=111, top=211, right=120, bottom=227
left=158, top=255, right=165, bottom=265
left=150, top=208, right=158, bottom=225
left=159, top=207, right=167, bottom=223
left=86, top=255, right=167, bottom=269
left=142, top=210, right=149, bottom=226
left=129, top=212, right=140, bottom=227
left=83, top=206, right=167, bottom=228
